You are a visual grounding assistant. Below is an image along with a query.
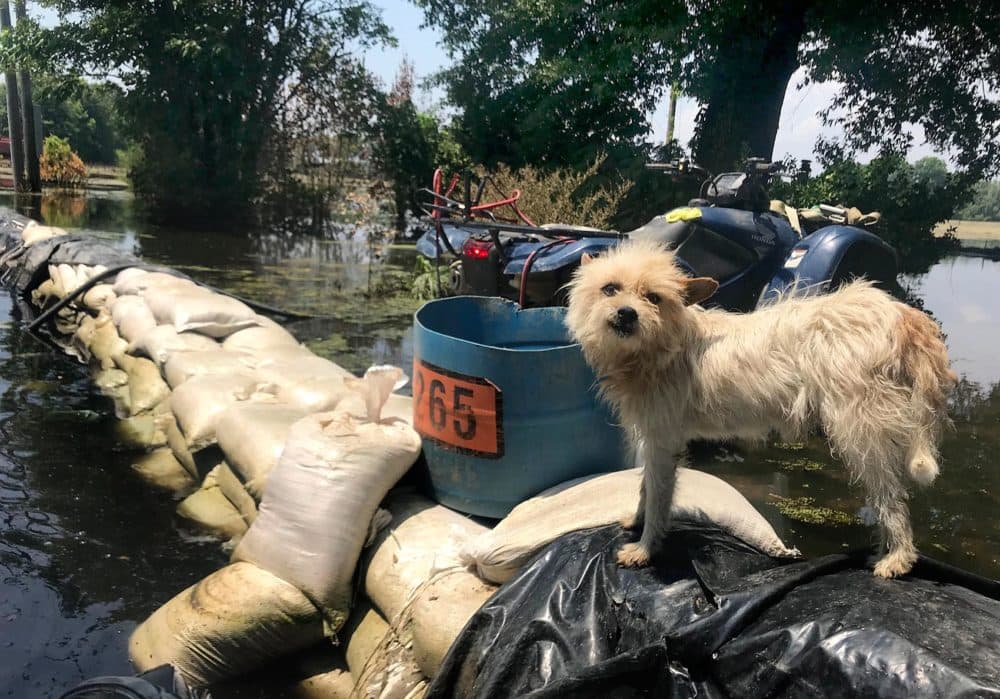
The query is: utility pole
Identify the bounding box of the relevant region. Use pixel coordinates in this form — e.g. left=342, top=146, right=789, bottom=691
left=14, top=1, right=40, bottom=192
left=0, top=1, right=25, bottom=192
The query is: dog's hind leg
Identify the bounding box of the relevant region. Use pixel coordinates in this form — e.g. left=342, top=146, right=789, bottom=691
left=868, top=487, right=918, bottom=579
left=618, top=441, right=678, bottom=567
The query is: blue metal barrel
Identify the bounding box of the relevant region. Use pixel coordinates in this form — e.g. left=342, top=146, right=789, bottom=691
left=412, top=296, right=627, bottom=518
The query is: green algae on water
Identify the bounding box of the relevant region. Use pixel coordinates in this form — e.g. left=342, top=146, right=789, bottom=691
left=768, top=494, right=860, bottom=526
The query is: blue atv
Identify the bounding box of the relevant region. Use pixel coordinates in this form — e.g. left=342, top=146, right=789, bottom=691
left=416, top=158, right=897, bottom=310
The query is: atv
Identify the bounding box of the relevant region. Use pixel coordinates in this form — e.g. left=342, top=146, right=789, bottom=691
left=416, top=158, right=897, bottom=311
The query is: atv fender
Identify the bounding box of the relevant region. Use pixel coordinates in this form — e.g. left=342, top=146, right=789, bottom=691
left=760, top=225, right=898, bottom=304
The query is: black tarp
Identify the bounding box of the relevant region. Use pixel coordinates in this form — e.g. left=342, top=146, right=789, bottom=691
left=429, top=524, right=1000, bottom=698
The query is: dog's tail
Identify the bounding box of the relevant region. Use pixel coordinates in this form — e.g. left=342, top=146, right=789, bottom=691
left=894, top=305, right=957, bottom=486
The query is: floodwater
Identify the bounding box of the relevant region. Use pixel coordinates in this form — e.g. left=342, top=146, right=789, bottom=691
left=0, top=192, right=998, bottom=694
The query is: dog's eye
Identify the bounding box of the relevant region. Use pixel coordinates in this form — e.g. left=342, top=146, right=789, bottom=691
left=601, top=283, right=619, bottom=297
left=645, top=292, right=661, bottom=305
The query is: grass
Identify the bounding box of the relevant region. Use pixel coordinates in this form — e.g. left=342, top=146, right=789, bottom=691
left=933, top=219, right=1000, bottom=240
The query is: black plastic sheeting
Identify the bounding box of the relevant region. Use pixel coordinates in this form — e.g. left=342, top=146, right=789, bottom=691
left=58, top=665, right=208, bottom=699
left=430, top=524, right=1000, bottom=698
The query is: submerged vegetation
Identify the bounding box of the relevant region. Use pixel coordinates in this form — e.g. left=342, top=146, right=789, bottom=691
left=768, top=495, right=860, bottom=527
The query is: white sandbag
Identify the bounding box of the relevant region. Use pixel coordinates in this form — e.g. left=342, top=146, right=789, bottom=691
left=82, top=283, right=116, bottom=312
left=88, top=311, right=128, bottom=369
left=222, top=319, right=300, bottom=352
left=21, top=223, right=68, bottom=246
left=145, top=288, right=260, bottom=338
left=114, top=413, right=169, bottom=449
left=162, top=349, right=256, bottom=388
left=126, top=357, right=172, bottom=416
left=214, top=461, right=257, bottom=525
left=31, top=278, right=59, bottom=307
left=170, top=373, right=264, bottom=450
left=234, top=366, right=422, bottom=631
left=131, top=448, right=196, bottom=494
left=71, top=315, right=97, bottom=363
left=129, top=561, right=325, bottom=687
left=165, top=418, right=197, bottom=478
left=111, top=295, right=158, bottom=344
left=282, top=647, right=353, bottom=699
left=176, top=471, right=248, bottom=540
left=92, top=366, right=128, bottom=391
left=352, top=620, right=426, bottom=699
left=129, top=324, right=220, bottom=366
left=363, top=491, right=493, bottom=679
left=113, top=269, right=196, bottom=296
left=215, top=402, right=308, bottom=498
left=463, top=468, right=801, bottom=585
left=253, top=353, right=355, bottom=412
left=343, top=603, right=392, bottom=679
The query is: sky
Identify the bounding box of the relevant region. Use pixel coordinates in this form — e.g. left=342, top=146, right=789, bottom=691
left=30, top=1, right=946, bottom=168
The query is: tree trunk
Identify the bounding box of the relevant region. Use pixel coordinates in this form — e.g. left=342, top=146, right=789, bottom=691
left=14, top=1, right=40, bottom=193
left=0, top=1, right=25, bottom=192
left=691, top=1, right=808, bottom=174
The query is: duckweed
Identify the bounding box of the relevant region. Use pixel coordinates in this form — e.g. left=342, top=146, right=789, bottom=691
left=768, top=494, right=860, bottom=526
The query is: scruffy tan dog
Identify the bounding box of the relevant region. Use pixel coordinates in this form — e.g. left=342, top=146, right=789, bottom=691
left=565, top=240, right=955, bottom=578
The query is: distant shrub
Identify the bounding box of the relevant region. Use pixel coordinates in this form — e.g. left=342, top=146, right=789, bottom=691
left=482, top=156, right=632, bottom=229
left=40, top=135, right=88, bottom=189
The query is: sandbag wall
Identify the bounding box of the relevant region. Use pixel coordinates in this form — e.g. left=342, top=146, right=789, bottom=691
left=0, top=215, right=500, bottom=697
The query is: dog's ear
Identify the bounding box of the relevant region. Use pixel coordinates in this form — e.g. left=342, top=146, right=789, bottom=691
left=580, top=252, right=594, bottom=266
left=681, top=277, right=719, bottom=306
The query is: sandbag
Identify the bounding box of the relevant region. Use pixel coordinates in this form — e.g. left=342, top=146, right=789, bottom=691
left=282, top=647, right=354, bottom=699
left=234, top=366, right=422, bottom=631
left=88, top=313, right=129, bottom=369
left=462, top=468, right=800, bottom=585
left=21, top=223, right=68, bottom=246
left=112, top=295, right=158, bottom=344
left=343, top=603, right=392, bottom=679
left=31, top=278, right=58, bottom=306
left=215, top=402, right=308, bottom=498
left=126, top=357, right=172, bottom=416
left=175, top=469, right=249, bottom=540
left=352, top=621, right=426, bottom=699
left=364, top=492, right=494, bottom=679
left=170, top=373, right=265, bottom=450
left=145, top=288, right=259, bottom=338
left=113, top=269, right=195, bottom=296
left=82, top=283, right=117, bottom=312
left=131, top=448, right=197, bottom=494
left=129, top=561, right=325, bottom=687
left=114, top=413, right=169, bottom=449
left=162, top=349, right=256, bottom=389
left=213, top=461, right=258, bottom=525
left=129, top=324, right=220, bottom=366
left=222, top=319, right=300, bottom=352
left=253, top=353, right=354, bottom=412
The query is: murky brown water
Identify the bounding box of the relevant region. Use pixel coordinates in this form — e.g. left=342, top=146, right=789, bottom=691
left=0, top=192, right=997, bottom=694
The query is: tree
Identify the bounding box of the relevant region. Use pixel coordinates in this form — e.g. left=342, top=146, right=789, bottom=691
left=956, top=181, right=1000, bottom=222
left=372, top=60, right=469, bottom=229
left=4, top=1, right=390, bottom=221
left=418, top=0, right=1000, bottom=178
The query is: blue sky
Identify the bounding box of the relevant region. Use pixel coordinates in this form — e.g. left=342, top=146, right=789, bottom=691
left=30, top=1, right=943, bottom=167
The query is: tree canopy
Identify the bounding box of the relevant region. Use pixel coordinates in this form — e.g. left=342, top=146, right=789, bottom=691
left=4, top=1, right=390, bottom=221
left=418, top=0, right=1000, bottom=178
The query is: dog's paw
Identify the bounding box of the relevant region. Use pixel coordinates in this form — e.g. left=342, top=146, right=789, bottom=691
left=616, top=542, right=650, bottom=568
left=619, top=514, right=643, bottom=531
left=873, top=550, right=917, bottom=579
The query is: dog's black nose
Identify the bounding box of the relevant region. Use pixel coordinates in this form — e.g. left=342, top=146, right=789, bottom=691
left=611, top=306, right=638, bottom=336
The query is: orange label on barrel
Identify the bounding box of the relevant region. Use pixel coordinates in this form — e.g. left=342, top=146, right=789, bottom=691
left=412, top=359, right=503, bottom=458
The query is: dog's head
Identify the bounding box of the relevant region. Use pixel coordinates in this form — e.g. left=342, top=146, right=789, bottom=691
left=565, top=240, right=718, bottom=371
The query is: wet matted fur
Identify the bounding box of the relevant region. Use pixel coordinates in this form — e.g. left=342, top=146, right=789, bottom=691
left=565, top=240, right=956, bottom=578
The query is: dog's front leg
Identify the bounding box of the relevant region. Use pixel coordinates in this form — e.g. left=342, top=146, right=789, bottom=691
left=620, top=476, right=646, bottom=531
left=617, top=442, right=678, bottom=567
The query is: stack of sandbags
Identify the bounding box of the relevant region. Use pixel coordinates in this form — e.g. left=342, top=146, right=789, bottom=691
left=363, top=491, right=496, bottom=680
left=234, top=366, right=423, bottom=632
left=460, top=467, right=801, bottom=585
